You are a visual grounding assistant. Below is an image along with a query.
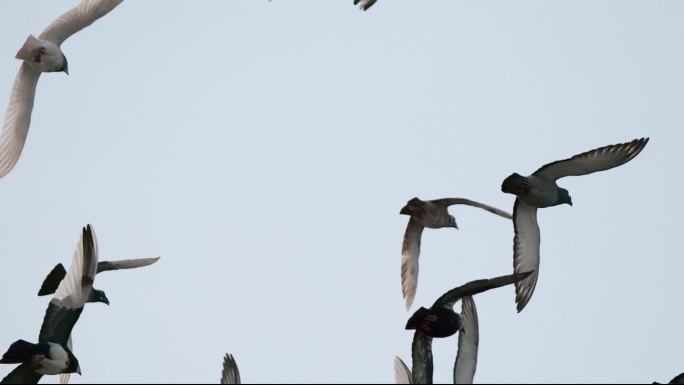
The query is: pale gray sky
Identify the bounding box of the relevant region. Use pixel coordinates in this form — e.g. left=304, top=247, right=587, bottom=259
left=0, top=0, right=682, bottom=383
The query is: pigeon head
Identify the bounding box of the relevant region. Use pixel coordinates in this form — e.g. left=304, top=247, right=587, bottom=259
left=89, top=289, right=110, bottom=305
left=557, top=188, right=573, bottom=206
left=400, top=198, right=425, bottom=217
left=501, top=173, right=530, bottom=197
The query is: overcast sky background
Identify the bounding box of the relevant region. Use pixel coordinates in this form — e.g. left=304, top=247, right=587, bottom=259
left=0, top=0, right=682, bottom=383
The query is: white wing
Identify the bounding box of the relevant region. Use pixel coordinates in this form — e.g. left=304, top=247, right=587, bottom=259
left=40, top=0, right=124, bottom=46
left=512, top=200, right=540, bottom=312
left=54, top=225, right=99, bottom=309
left=454, top=296, right=479, bottom=384
left=401, top=218, right=424, bottom=310
left=533, top=138, right=649, bottom=181
left=58, top=337, right=72, bottom=384
left=394, top=356, right=412, bottom=384
left=221, top=354, right=241, bottom=384
left=0, top=63, right=41, bottom=178
left=97, top=257, right=160, bottom=273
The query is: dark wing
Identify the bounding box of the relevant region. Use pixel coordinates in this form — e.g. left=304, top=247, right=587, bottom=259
left=39, top=225, right=98, bottom=345
left=96, top=257, right=160, bottom=273
left=394, top=356, right=412, bottom=384
left=431, top=198, right=513, bottom=220
left=670, top=373, right=684, bottom=384
left=512, top=199, right=540, bottom=313
left=37, top=264, right=67, bottom=296
left=355, top=0, right=378, bottom=11
left=533, top=138, right=649, bottom=181
left=410, top=331, right=433, bottom=385
left=454, top=296, right=479, bottom=384
left=0, top=363, right=43, bottom=384
left=39, top=0, right=124, bottom=46
left=221, top=354, right=241, bottom=384
left=432, top=271, right=534, bottom=310
left=401, top=218, right=424, bottom=310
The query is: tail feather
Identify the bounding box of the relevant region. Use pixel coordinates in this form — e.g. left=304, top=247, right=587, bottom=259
left=0, top=340, right=37, bottom=364
left=15, top=35, right=40, bottom=62
left=405, top=307, right=430, bottom=330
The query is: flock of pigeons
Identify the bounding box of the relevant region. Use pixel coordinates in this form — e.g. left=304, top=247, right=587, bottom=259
left=0, top=0, right=678, bottom=383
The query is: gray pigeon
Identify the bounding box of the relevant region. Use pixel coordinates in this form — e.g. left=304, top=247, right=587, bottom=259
left=399, top=197, right=513, bottom=310
left=0, top=0, right=123, bottom=178
left=501, top=138, right=649, bottom=312
left=0, top=225, right=98, bottom=384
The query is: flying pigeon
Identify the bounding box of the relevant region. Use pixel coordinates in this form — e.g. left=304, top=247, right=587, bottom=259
left=0, top=225, right=98, bottom=384
left=221, top=354, right=241, bottom=384
left=399, top=197, right=512, bottom=310
left=354, top=0, right=378, bottom=11
left=0, top=0, right=124, bottom=178
left=406, top=272, right=532, bottom=384
left=501, top=138, right=649, bottom=312
left=36, top=257, right=159, bottom=384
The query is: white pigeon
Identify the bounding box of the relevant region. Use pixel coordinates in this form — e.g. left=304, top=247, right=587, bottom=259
left=0, top=0, right=124, bottom=178
left=501, top=138, right=649, bottom=312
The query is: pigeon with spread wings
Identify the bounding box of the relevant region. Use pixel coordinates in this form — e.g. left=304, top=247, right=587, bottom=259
left=36, top=257, right=159, bottom=384
left=0, top=225, right=98, bottom=384
left=405, top=272, right=532, bottom=384
left=399, top=197, right=512, bottom=310
left=0, top=0, right=124, bottom=178
left=501, top=138, right=649, bottom=312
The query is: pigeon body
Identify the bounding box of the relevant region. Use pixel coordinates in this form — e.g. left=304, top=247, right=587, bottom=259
left=400, top=197, right=512, bottom=310
left=0, top=0, right=124, bottom=178
left=501, top=138, right=649, bottom=312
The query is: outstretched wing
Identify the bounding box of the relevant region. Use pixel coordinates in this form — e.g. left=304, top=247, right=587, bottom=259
left=432, top=271, right=533, bottom=310
left=97, top=257, right=160, bottom=273
left=0, top=363, right=43, bottom=384
left=39, top=225, right=98, bottom=345
left=394, top=356, right=412, bottom=384
left=431, top=198, right=513, bottom=220
left=512, top=199, right=540, bottom=313
left=0, top=63, right=41, bottom=179
left=401, top=218, right=424, bottom=310
left=221, top=354, right=241, bottom=384
left=39, top=0, right=124, bottom=46
left=410, top=331, right=433, bottom=385
left=533, top=138, right=649, bottom=181
left=37, top=264, right=67, bottom=296
left=454, top=296, right=479, bottom=384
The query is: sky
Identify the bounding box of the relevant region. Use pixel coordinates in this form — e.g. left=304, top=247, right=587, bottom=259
left=0, top=0, right=682, bottom=383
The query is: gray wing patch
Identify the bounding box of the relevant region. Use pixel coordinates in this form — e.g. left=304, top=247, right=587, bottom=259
left=221, top=354, right=241, bottom=384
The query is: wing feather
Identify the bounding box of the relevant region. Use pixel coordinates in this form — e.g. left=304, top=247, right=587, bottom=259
left=513, top=199, right=540, bottom=312
left=432, top=271, right=533, bottom=310
left=533, top=138, right=649, bottom=181
left=221, top=354, right=241, bottom=384
left=401, top=218, right=424, bottom=310
left=454, top=296, right=479, bottom=384
left=40, top=0, right=124, bottom=46
left=96, top=257, right=160, bottom=273
left=410, top=331, right=433, bottom=385
left=431, top=198, right=513, bottom=220
left=0, top=63, right=41, bottom=178
left=394, top=356, right=412, bottom=384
